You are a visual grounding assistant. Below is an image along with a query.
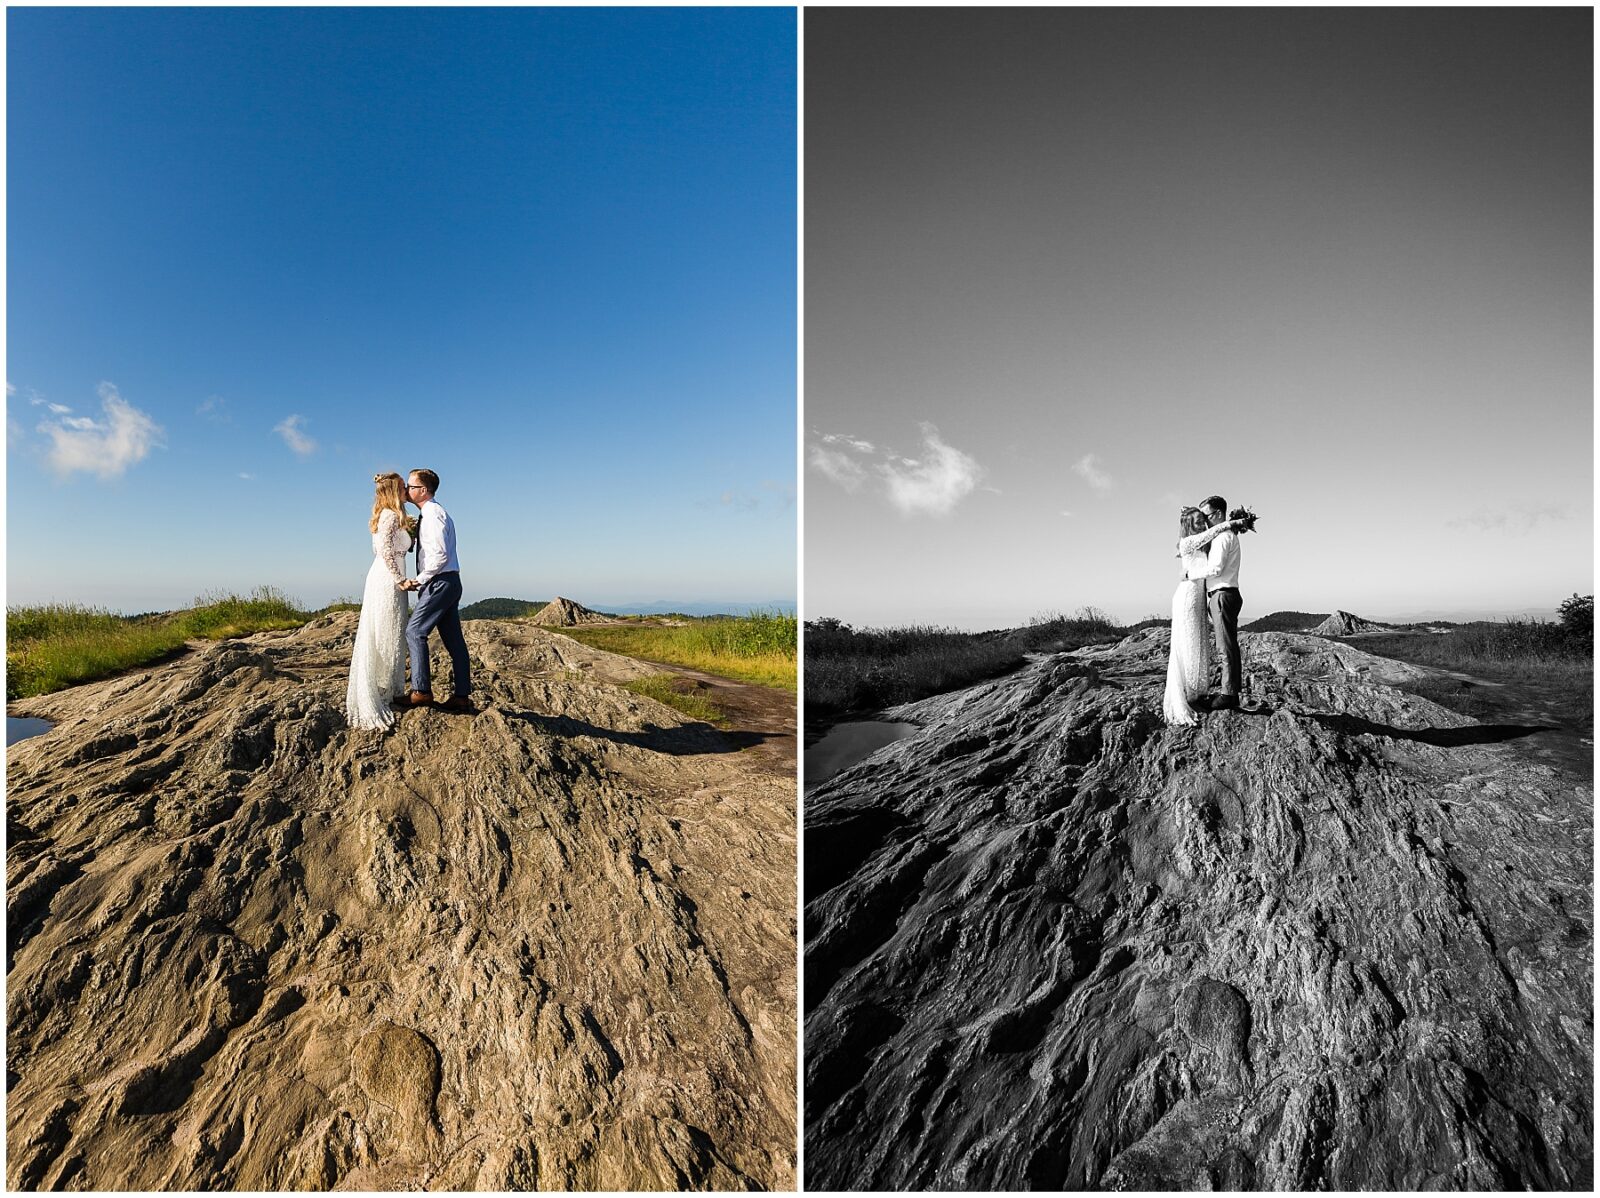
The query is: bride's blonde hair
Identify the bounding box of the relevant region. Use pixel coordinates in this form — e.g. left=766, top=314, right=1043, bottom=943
left=370, top=472, right=407, bottom=532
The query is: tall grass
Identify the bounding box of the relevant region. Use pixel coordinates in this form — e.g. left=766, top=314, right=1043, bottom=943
left=805, top=608, right=1124, bottom=719
left=1347, top=618, right=1592, bottom=683
left=552, top=610, right=797, bottom=690
left=8, top=587, right=313, bottom=699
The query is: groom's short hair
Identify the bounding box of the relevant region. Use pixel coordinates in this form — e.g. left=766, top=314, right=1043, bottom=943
left=411, top=468, right=441, bottom=494
left=1202, top=495, right=1227, bottom=514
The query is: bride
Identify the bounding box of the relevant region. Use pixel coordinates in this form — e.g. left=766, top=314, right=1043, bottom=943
left=1163, top=507, right=1243, bottom=726
left=345, top=472, right=414, bottom=730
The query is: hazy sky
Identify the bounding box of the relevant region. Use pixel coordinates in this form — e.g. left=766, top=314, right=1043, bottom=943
left=8, top=6, right=796, bottom=613
left=805, top=7, right=1591, bottom=628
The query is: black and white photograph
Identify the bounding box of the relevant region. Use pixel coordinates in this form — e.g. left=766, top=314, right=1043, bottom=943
left=803, top=7, right=1592, bottom=1190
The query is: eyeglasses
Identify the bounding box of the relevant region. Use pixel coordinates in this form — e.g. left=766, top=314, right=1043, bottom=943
left=405, top=483, right=424, bottom=490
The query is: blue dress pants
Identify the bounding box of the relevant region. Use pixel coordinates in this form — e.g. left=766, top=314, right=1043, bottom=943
left=406, top=572, right=470, bottom=696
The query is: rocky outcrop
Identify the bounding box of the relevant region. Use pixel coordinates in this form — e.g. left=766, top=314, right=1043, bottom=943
left=804, top=630, right=1591, bottom=1191
left=7, top=614, right=795, bottom=1190
left=529, top=597, right=609, bottom=627
left=1311, top=610, right=1393, bottom=636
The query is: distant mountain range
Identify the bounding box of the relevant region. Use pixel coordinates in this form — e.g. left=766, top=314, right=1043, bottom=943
left=1370, top=607, right=1560, bottom=624
left=598, top=599, right=795, bottom=617
left=1242, top=607, right=1565, bottom=634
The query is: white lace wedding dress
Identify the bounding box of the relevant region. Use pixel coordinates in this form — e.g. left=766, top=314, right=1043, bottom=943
left=345, top=509, right=410, bottom=730
left=1163, top=523, right=1229, bottom=726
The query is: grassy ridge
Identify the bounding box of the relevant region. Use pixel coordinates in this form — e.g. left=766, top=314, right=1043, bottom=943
left=1338, top=618, right=1592, bottom=683
left=805, top=609, right=1123, bottom=719
left=553, top=611, right=797, bottom=690
left=7, top=588, right=311, bottom=699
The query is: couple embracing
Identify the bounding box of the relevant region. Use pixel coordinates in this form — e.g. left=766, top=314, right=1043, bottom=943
left=1163, top=494, right=1255, bottom=726
left=344, top=468, right=474, bottom=731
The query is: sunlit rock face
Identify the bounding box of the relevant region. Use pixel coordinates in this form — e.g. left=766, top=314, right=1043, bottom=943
left=8, top=614, right=795, bottom=1191
left=804, top=630, right=1591, bottom=1191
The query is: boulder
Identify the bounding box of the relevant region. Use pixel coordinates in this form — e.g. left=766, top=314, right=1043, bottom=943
left=529, top=597, right=609, bottom=626
left=1311, top=610, right=1393, bottom=635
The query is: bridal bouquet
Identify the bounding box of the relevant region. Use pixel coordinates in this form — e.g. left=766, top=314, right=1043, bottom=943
left=403, top=514, right=420, bottom=544
left=1230, top=506, right=1259, bottom=534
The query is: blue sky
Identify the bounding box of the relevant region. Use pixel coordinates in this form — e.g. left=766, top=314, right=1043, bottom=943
left=8, top=6, right=796, bottom=613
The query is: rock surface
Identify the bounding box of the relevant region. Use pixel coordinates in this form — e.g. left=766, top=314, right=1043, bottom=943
left=529, top=597, right=610, bottom=627
left=7, top=614, right=795, bottom=1190
left=804, top=629, right=1591, bottom=1190
left=1311, top=610, right=1394, bottom=636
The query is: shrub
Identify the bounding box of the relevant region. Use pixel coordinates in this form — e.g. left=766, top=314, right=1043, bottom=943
left=1558, top=593, right=1593, bottom=640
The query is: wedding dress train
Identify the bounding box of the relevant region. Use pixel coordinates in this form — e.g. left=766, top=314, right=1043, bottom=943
left=345, top=509, right=410, bottom=730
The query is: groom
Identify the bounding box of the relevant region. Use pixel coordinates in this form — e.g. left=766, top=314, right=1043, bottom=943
left=397, top=468, right=474, bottom=713
left=1199, top=494, right=1244, bottom=711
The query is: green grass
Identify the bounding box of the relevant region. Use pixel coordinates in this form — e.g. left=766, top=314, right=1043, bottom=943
left=622, top=675, right=729, bottom=725
left=7, top=587, right=315, bottom=699
left=551, top=610, right=797, bottom=690
left=805, top=608, right=1124, bottom=720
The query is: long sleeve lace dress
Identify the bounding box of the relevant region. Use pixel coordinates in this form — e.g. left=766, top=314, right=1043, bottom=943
left=345, top=509, right=411, bottom=730
left=1162, top=522, right=1232, bottom=726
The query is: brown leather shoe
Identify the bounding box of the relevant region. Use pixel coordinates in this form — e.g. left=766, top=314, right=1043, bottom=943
left=395, top=690, right=434, bottom=708
left=439, top=695, right=475, bottom=714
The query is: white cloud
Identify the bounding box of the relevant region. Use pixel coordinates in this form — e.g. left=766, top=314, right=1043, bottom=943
left=1060, top=510, right=1074, bottom=518
left=809, top=445, right=867, bottom=491
left=810, top=423, right=987, bottom=516
left=197, top=396, right=230, bottom=422
left=1449, top=503, right=1572, bottom=533
left=47, top=403, right=73, bottom=415
left=1073, top=452, right=1112, bottom=491
left=881, top=423, right=984, bottom=517
left=38, top=382, right=164, bottom=479
left=274, top=414, right=317, bottom=457
left=238, top=472, right=255, bottom=481
left=820, top=432, right=877, bottom=454
left=5, top=382, right=14, bottom=396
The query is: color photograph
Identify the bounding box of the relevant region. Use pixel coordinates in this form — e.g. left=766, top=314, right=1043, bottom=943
left=8, top=6, right=797, bottom=1189
left=803, top=7, right=1592, bottom=1190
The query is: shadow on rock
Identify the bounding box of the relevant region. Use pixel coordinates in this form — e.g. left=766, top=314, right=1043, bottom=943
left=503, top=710, right=769, bottom=756
left=1306, top=711, right=1556, bottom=747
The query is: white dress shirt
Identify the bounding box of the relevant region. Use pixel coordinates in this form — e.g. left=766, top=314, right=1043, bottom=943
left=415, top=499, right=460, bottom=586
left=1189, top=528, right=1241, bottom=592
